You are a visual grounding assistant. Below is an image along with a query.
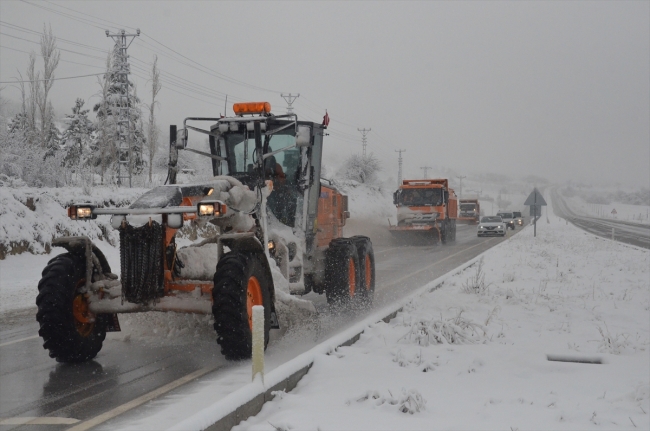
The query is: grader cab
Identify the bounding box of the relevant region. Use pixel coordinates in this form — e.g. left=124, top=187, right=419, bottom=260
left=36, top=102, right=375, bottom=363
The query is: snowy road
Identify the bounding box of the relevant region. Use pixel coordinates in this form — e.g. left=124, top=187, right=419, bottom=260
left=0, top=224, right=513, bottom=430
left=552, top=190, right=650, bottom=249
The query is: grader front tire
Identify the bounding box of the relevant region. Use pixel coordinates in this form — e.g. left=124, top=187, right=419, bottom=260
left=36, top=253, right=107, bottom=363
left=212, top=252, right=272, bottom=360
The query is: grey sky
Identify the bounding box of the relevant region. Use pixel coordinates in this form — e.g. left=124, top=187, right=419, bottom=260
left=1, top=1, right=648, bottom=188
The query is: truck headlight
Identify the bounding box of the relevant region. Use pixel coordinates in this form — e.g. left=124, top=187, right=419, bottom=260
left=197, top=200, right=227, bottom=218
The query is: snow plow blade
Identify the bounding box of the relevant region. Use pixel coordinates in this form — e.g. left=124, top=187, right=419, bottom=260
left=389, top=225, right=440, bottom=243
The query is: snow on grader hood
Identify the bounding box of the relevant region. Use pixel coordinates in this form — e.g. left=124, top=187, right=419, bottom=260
left=36, top=101, right=376, bottom=363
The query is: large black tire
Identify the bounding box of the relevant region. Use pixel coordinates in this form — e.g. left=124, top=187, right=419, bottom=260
left=440, top=221, right=448, bottom=244
left=350, top=236, right=375, bottom=306
left=36, top=253, right=107, bottom=363
left=325, top=238, right=360, bottom=306
left=212, top=252, right=272, bottom=360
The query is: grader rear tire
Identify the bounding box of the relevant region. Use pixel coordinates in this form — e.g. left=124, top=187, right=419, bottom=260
left=36, top=253, right=107, bottom=363
left=325, top=238, right=360, bottom=307
left=212, top=252, right=272, bottom=360
left=350, top=236, right=375, bottom=306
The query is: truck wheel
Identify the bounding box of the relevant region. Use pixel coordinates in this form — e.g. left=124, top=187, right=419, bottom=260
left=325, top=238, right=360, bottom=306
left=212, top=252, right=272, bottom=360
left=350, top=236, right=375, bottom=305
left=440, top=222, right=448, bottom=244
left=36, top=253, right=107, bottom=363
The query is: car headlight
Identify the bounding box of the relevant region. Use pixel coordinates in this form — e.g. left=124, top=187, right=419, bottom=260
left=498, top=225, right=503, bottom=229
left=479, top=225, right=485, bottom=229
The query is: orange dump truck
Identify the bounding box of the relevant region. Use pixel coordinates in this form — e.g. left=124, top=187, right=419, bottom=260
left=458, top=199, right=480, bottom=224
left=389, top=179, right=458, bottom=244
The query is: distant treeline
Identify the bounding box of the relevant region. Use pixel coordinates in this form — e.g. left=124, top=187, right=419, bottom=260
left=562, top=187, right=650, bottom=206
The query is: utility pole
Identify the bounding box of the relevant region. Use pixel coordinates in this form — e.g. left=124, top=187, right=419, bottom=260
left=395, top=149, right=406, bottom=187
left=106, top=28, right=140, bottom=187
left=457, top=175, right=466, bottom=199
left=280, top=93, right=299, bottom=115
left=357, top=128, right=371, bottom=156
left=420, top=165, right=432, bottom=179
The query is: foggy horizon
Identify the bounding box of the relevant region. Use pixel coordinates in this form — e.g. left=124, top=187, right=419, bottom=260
left=1, top=1, right=648, bottom=189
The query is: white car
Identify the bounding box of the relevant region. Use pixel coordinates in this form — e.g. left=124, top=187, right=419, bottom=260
left=496, top=211, right=516, bottom=230
left=477, top=216, right=507, bottom=237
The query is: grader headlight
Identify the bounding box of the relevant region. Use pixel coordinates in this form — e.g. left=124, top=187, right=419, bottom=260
left=67, top=204, right=96, bottom=220
left=197, top=200, right=227, bottom=218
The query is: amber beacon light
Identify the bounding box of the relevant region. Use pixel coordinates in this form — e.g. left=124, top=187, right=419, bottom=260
left=233, top=102, right=271, bottom=116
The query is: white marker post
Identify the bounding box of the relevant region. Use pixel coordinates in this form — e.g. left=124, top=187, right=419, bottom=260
left=252, top=305, right=264, bottom=383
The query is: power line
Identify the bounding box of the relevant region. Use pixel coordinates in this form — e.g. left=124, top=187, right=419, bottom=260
left=13, top=0, right=393, bottom=157
left=281, top=93, right=300, bottom=114
left=0, top=45, right=105, bottom=69
left=0, top=72, right=104, bottom=84
left=395, top=149, right=406, bottom=187
left=457, top=175, right=467, bottom=199
left=357, top=128, right=371, bottom=156
left=106, top=29, right=140, bottom=187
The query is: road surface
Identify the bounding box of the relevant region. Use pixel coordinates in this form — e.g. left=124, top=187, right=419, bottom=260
left=551, top=190, right=650, bottom=249
left=0, top=222, right=516, bottom=430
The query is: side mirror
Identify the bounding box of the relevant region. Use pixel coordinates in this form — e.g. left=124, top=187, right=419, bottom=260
left=176, top=128, right=187, bottom=149
left=393, top=191, right=398, bottom=205
left=296, top=125, right=311, bottom=147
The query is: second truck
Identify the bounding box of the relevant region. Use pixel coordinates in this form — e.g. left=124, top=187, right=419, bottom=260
left=389, top=179, right=458, bottom=244
left=458, top=199, right=480, bottom=224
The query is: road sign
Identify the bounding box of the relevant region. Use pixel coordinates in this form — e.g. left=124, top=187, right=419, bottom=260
left=524, top=188, right=547, bottom=206
left=524, top=188, right=547, bottom=237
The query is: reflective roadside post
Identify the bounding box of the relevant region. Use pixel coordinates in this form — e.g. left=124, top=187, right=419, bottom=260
left=252, top=305, right=264, bottom=383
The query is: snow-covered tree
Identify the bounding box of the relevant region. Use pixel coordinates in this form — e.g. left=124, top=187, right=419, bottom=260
left=36, top=24, right=60, bottom=149
left=60, top=99, right=94, bottom=171
left=338, top=153, right=382, bottom=184
left=145, top=55, right=162, bottom=183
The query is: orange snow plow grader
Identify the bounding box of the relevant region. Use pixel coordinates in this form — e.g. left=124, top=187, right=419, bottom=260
left=389, top=179, right=458, bottom=244
left=36, top=102, right=375, bottom=363
left=457, top=199, right=480, bottom=224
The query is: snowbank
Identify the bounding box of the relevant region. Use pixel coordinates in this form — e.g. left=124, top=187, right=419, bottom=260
left=0, top=186, right=145, bottom=259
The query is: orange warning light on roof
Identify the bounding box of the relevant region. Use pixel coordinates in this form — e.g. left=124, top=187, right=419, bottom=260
left=233, top=102, right=271, bottom=116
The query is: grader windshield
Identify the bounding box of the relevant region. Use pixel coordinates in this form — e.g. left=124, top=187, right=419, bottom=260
left=223, top=130, right=303, bottom=227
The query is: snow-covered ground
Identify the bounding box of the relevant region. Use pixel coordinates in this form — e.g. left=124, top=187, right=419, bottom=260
left=235, top=208, right=649, bottom=430
left=2, top=183, right=648, bottom=430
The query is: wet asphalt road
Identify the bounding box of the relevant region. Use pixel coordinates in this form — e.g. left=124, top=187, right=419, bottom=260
left=551, top=191, right=650, bottom=249
left=0, top=222, right=512, bottom=430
